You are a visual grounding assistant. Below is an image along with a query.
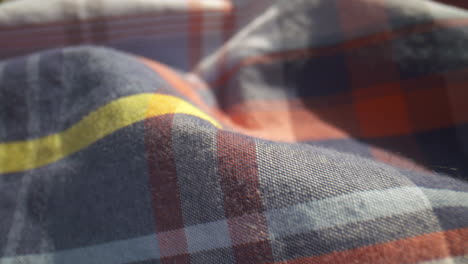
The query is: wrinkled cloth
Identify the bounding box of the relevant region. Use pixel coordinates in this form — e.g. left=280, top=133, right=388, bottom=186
left=0, top=0, right=467, bottom=263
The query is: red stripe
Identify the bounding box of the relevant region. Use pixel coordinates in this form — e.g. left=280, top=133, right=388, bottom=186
left=161, top=254, right=190, bottom=264
left=217, top=131, right=264, bottom=217
left=64, top=21, right=85, bottom=45
left=217, top=131, right=274, bottom=262
left=234, top=240, right=275, bottom=264
left=89, top=21, right=109, bottom=44
left=355, top=92, right=413, bottom=138
left=144, top=115, right=189, bottom=261
left=145, top=115, right=185, bottom=232
left=275, top=228, right=468, bottom=264
left=406, top=80, right=455, bottom=132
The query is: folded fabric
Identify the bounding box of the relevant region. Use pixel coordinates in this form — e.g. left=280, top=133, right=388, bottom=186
left=0, top=0, right=467, bottom=263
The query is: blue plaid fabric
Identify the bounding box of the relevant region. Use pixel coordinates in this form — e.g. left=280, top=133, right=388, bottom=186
left=0, top=0, right=467, bottom=263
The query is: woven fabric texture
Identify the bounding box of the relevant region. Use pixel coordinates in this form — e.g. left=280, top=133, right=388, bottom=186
left=0, top=0, right=467, bottom=263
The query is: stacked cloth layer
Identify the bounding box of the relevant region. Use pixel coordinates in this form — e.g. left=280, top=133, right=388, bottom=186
left=0, top=0, right=467, bottom=263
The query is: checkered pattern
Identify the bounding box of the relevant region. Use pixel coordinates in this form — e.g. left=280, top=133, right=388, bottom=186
left=0, top=0, right=467, bottom=263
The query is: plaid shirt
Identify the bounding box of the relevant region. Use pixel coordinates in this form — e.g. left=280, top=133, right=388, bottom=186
left=0, top=0, right=467, bottom=263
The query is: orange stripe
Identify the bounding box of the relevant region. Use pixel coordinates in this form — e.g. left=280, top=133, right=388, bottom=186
left=223, top=68, right=468, bottom=141
left=139, top=57, right=237, bottom=131
left=276, top=228, right=468, bottom=264
left=229, top=105, right=354, bottom=141
left=210, top=18, right=468, bottom=88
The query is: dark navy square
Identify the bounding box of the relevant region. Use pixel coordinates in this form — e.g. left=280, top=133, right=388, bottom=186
left=283, top=53, right=350, bottom=98
left=415, top=124, right=468, bottom=180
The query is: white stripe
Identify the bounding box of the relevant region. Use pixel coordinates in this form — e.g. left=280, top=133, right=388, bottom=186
left=0, top=187, right=466, bottom=263
left=0, top=0, right=228, bottom=26
left=426, top=0, right=468, bottom=18
left=266, top=187, right=468, bottom=240
left=423, top=188, right=468, bottom=208
left=418, top=256, right=468, bottom=264
left=186, top=219, right=232, bottom=253
left=0, top=234, right=159, bottom=264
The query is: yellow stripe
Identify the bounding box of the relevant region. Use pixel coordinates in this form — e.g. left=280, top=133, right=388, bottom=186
left=0, top=93, right=221, bottom=174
